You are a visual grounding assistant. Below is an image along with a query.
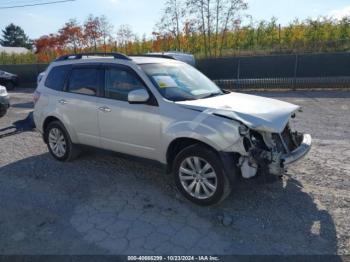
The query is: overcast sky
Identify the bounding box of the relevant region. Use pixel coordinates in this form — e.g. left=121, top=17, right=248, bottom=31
left=0, top=0, right=349, bottom=39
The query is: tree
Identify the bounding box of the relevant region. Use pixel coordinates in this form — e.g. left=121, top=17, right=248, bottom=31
left=141, top=33, right=151, bottom=53
left=185, top=0, right=247, bottom=57
left=58, top=19, right=84, bottom=53
left=34, top=34, right=60, bottom=53
left=29, top=10, right=350, bottom=61
left=157, top=0, right=184, bottom=50
left=0, top=23, right=32, bottom=49
left=117, top=24, right=134, bottom=54
left=186, top=0, right=208, bottom=56
left=99, top=15, right=113, bottom=53
left=34, top=34, right=61, bottom=62
left=84, top=15, right=102, bottom=51
left=217, top=0, right=248, bottom=56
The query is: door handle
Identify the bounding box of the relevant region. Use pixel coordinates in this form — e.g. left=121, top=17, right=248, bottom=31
left=99, top=106, right=111, bottom=112
left=58, top=99, right=67, bottom=105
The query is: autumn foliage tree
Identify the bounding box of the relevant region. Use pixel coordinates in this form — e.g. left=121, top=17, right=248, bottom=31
left=84, top=15, right=102, bottom=51
left=24, top=5, right=350, bottom=63
left=58, top=19, right=84, bottom=53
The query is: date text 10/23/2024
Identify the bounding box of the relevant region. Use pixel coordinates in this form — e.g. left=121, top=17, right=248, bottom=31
left=127, top=256, right=220, bottom=261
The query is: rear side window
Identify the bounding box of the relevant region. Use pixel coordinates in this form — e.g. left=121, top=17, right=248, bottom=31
left=67, top=67, right=101, bottom=96
left=45, top=65, right=70, bottom=91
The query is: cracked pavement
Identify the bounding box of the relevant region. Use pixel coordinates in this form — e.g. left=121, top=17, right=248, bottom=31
left=0, top=88, right=349, bottom=255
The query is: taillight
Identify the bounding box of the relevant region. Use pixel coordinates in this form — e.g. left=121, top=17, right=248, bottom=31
left=33, top=90, right=41, bottom=105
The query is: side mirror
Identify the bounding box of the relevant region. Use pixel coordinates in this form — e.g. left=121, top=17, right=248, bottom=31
left=128, top=89, right=150, bottom=104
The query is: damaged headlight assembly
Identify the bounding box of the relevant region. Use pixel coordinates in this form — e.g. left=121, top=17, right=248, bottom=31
left=238, top=124, right=285, bottom=179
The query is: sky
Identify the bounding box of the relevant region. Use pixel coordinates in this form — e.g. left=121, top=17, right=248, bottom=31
left=0, top=0, right=350, bottom=40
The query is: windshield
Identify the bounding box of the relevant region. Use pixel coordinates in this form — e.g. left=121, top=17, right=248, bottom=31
left=140, top=62, right=223, bottom=101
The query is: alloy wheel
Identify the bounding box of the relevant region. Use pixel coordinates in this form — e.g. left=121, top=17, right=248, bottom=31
left=179, top=156, right=218, bottom=200
left=48, top=128, right=67, bottom=158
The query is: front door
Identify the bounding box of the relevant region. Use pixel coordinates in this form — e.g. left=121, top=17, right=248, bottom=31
left=97, top=65, right=161, bottom=160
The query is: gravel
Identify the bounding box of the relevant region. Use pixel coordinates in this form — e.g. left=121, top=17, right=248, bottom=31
left=0, top=88, right=349, bottom=255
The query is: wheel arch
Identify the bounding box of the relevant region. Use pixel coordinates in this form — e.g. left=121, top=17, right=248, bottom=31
left=166, top=137, right=221, bottom=172
left=166, top=137, right=241, bottom=179
left=42, top=115, right=77, bottom=144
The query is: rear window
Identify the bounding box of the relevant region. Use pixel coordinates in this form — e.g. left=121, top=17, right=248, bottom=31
left=45, top=65, right=70, bottom=91
left=67, top=67, right=101, bottom=96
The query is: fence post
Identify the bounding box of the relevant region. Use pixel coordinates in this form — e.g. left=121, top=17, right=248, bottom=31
left=293, top=54, right=298, bottom=90
left=237, top=58, right=241, bottom=89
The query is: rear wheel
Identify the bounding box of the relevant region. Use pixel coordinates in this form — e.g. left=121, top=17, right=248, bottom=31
left=44, top=121, right=80, bottom=161
left=173, top=144, right=233, bottom=206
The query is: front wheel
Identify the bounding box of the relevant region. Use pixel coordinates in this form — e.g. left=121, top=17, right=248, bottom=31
left=172, top=144, right=232, bottom=206
left=44, top=121, right=80, bottom=161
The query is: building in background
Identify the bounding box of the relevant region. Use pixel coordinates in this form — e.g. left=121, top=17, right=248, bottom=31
left=0, top=46, right=30, bottom=55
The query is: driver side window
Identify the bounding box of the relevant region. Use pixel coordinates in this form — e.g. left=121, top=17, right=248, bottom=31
left=105, top=67, right=147, bottom=102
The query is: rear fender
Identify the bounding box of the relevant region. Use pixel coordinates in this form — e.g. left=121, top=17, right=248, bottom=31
left=42, top=113, right=79, bottom=144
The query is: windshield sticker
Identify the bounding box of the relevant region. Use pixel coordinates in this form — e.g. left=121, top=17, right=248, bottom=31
left=153, top=76, right=178, bottom=88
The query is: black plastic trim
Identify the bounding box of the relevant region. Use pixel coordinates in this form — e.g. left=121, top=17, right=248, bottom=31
left=55, top=52, right=131, bottom=61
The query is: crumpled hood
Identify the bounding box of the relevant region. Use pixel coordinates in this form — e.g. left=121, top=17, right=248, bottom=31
left=176, top=92, right=300, bottom=133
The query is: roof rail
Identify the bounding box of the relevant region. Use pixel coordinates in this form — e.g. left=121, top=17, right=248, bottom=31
left=55, top=52, right=131, bottom=62
left=138, top=54, right=176, bottom=60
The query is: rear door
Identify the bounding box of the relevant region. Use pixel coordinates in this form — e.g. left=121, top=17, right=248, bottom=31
left=57, top=64, right=103, bottom=147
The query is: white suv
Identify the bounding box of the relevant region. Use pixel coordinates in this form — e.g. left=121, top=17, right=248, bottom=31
left=34, top=53, right=312, bottom=205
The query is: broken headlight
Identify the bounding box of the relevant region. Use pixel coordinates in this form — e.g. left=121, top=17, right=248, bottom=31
left=250, top=131, right=269, bottom=150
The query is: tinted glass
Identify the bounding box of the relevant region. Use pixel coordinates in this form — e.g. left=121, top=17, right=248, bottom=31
left=68, top=68, right=100, bottom=96
left=45, top=65, right=70, bottom=91
left=105, top=68, right=146, bottom=101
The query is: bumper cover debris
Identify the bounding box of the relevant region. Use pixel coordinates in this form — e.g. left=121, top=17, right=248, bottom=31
left=241, top=132, right=312, bottom=178
left=282, top=134, right=312, bottom=165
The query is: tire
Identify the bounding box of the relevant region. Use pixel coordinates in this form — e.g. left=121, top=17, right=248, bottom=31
left=44, top=121, right=80, bottom=162
left=0, top=105, right=7, bottom=118
left=5, top=81, right=15, bottom=91
left=172, top=144, right=233, bottom=206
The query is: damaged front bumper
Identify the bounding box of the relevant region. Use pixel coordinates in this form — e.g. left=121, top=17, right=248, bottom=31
left=239, top=126, right=312, bottom=178
left=282, top=134, right=312, bottom=165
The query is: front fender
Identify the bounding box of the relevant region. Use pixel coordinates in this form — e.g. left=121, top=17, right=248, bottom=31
left=161, top=114, right=246, bottom=163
